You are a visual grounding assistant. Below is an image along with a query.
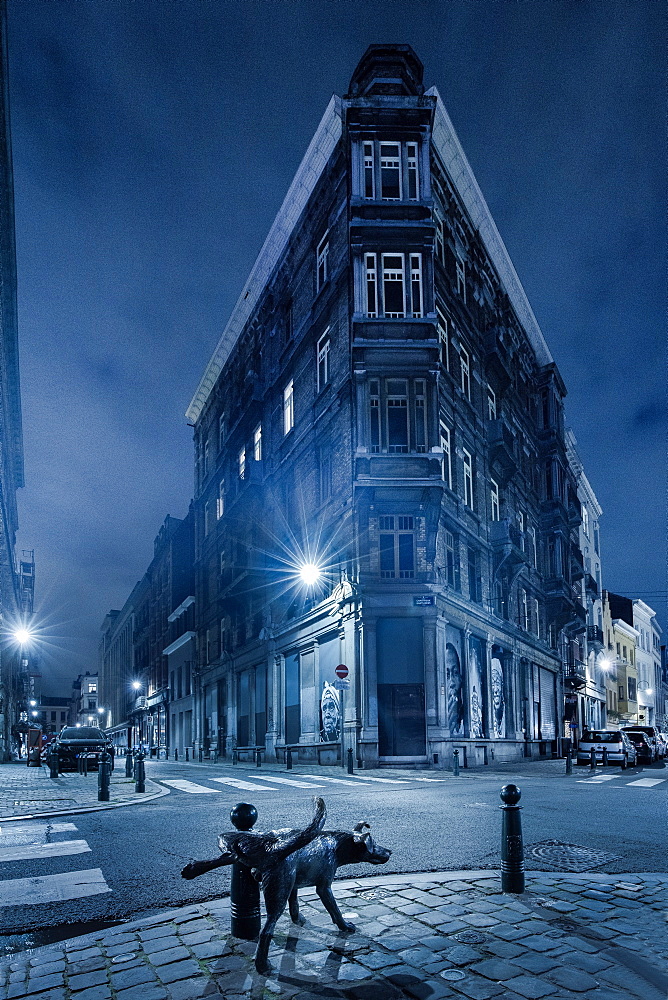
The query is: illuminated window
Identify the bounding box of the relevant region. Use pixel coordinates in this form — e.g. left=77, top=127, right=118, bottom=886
left=317, top=332, right=330, bottom=392
left=316, top=235, right=329, bottom=291
left=440, top=422, right=452, bottom=489
left=283, top=379, right=294, bottom=435
left=463, top=449, right=474, bottom=508
left=253, top=424, right=262, bottom=462
left=490, top=479, right=500, bottom=521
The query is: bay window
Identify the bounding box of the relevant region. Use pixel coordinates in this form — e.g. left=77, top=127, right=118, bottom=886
left=360, top=139, right=421, bottom=201
left=362, top=252, right=424, bottom=318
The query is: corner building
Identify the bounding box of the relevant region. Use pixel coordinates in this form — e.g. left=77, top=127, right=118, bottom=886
left=188, top=46, right=586, bottom=767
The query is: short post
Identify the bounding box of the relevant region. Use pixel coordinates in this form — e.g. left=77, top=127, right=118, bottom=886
left=98, top=751, right=111, bottom=802
left=602, top=747, right=608, bottom=768
left=125, top=750, right=134, bottom=778
left=565, top=746, right=572, bottom=775
left=232, top=748, right=238, bottom=766
left=198, top=747, right=203, bottom=763
left=135, top=751, right=146, bottom=793
left=589, top=746, right=596, bottom=772
left=256, top=748, right=262, bottom=768
left=229, top=803, right=261, bottom=940
left=500, top=783, right=525, bottom=894
left=185, top=747, right=189, bottom=762
left=453, top=748, right=460, bottom=776
left=174, top=747, right=179, bottom=762
left=49, top=750, right=59, bottom=780
left=347, top=747, right=354, bottom=775
left=286, top=746, right=293, bottom=770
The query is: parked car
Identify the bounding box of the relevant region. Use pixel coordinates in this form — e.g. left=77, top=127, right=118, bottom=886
left=622, top=730, right=654, bottom=766
left=656, top=732, right=668, bottom=759
left=576, top=730, right=637, bottom=768
left=622, top=726, right=661, bottom=762
left=52, top=727, right=114, bottom=772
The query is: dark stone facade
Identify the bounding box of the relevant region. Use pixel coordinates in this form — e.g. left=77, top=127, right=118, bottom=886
left=188, top=45, right=587, bottom=767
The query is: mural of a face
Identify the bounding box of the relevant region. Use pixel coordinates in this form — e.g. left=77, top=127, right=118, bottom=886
left=445, top=644, right=464, bottom=735
left=320, top=682, right=341, bottom=742
left=468, top=638, right=484, bottom=738
left=491, top=657, right=505, bottom=739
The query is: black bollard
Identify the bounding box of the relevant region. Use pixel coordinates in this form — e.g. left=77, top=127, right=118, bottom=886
left=185, top=747, right=189, bottom=762
left=256, top=748, right=262, bottom=768
left=602, top=747, right=608, bottom=768
left=589, top=746, right=596, bottom=772
left=135, top=751, right=146, bottom=793
left=98, top=751, right=111, bottom=802
left=229, top=803, right=261, bottom=940
left=125, top=750, right=134, bottom=778
left=199, top=747, right=203, bottom=763
left=347, top=747, right=354, bottom=775
left=175, top=747, right=179, bottom=762
left=286, top=746, right=293, bottom=770
left=500, top=783, right=525, bottom=894
left=453, top=748, right=460, bottom=776
left=565, top=747, right=572, bottom=775
left=232, top=748, right=238, bottom=766
left=49, top=750, right=59, bottom=780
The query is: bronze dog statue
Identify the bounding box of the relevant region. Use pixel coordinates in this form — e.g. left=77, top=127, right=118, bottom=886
left=181, top=796, right=392, bottom=975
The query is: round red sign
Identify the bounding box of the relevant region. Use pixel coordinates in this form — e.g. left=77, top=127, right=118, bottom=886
left=335, top=663, right=349, bottom=680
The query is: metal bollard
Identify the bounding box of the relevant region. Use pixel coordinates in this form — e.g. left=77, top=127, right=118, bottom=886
left=125, top=750, right=134, bottom=778
left=286, top=746, right=293, bottom=770
left=174, top=747, right=179, bottom=762
left=199, top=747, right=203, bottom=763
left=565, top=748, right=572, bottom=775
left=229, top=803, right=261, bottom=940
left=135, top=751, right=146, bottom=793
left=347, top=747, right=354, bottom=775
left=232, top=748, right=238, bottom=766
left=98, top=751, right=111, bottom=802
left=500, top=784, right=525, bottom=893
left=256, top=748, right=262, bottom=768
left=602, top=747, right=608, bottom=768
left=185, top=748, right=189, bottom=762
left=49, top=750, right=59, bottom=780
left=590, top=746, right=596, bottom=772
left=453, top=748, right=460, bottom=776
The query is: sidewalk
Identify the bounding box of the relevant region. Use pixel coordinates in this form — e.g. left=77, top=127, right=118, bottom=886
left=1, top=867, right=666, bottom=1000
left=0, top=761, right=167, bottom=822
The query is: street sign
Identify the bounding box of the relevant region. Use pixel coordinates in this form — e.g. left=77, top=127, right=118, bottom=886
left=335, top=663, right=349, bottom=680
left=413, top=595, right=434, bottom=607
left=333, top=678, right=350, bottom=691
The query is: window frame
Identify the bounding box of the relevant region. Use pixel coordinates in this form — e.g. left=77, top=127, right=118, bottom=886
left=216, top=479, right=225, bottom=519
left=317, top=331, right=330, bottom=392
left=460, top=346, right=471, bottom=400
left=253, top=424, right=262, bottom=462
left=238, top=446, right=246, bottom=480
left=378, top=515, right=416, bottom=579
left=316, top=234, right=329, bottom=292
left=436, top=304, right=449, bottom=370
left=440, top=421, right=452, bottom=489
left=490, top=478, right=500, bottom=521
left=463, top=448, right=474, bottom=509
left=283, top=379, right=294, bottom=436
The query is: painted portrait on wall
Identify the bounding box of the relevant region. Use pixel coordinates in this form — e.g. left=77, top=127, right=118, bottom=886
left=320, top=681, right=341, bottom=742
left=445, top=643, right=465, bottom=736
left=468, top=635, right=484, bottom=738
left=491, top=656, right=505, bottom=739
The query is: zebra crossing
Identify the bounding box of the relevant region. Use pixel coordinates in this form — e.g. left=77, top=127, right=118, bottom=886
left=157, top=771, right=449, bottom=795
left=0, top=820, right=111, bottom=906
left=576, top=774, right=668, bottom=788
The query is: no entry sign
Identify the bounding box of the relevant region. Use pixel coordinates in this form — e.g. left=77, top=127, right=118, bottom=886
left=335, top=663, right=349, bottom=680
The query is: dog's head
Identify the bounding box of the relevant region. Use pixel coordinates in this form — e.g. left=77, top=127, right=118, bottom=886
left=352, top=821, right=392, bottom=865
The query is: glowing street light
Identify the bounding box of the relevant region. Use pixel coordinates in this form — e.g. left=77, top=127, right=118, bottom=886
left=30, top=710, right=38, bottom=718
left=299, top=563, right=322, bottom=587
left=12, top=628, right=33, bottom=645
left=131, top=680, right=142, bottom=691
left=600, top=659, right=612, bottom=671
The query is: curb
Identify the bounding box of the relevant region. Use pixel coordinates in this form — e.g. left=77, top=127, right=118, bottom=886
left=0, top=779, right=170, bottom=822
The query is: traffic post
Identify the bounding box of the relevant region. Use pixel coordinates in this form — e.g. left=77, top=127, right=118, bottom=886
left=334, top=665, right=350, bottom=770
left=229, top=803, right=261, bottom=940
left=500, top=783, right=525, bottom=894
left=98, top=751, right=111, bottom=802
left=125, top=750, right=134, bottom=778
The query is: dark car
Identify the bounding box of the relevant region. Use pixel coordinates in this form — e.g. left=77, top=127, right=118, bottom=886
left=622, top=730, right=653, bottom=765
left=52, top=727, right=114, bottom=772
left=622, top=726, right=661, bottom=762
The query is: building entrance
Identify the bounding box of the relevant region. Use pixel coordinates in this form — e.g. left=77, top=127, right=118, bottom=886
left=376, top=617, right=426, bottom=757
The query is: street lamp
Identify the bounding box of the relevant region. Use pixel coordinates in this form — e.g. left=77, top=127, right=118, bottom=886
left=600, top=659, right=612, bottom=671
left=299, top=563, right=322, bottom=587
left=12, top=627, right=33, bottom=645
left=132, top=680, right=142, bottom=691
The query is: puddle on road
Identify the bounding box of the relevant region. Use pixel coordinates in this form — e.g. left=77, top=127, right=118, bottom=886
left=0, top=918, right=126, bottom=956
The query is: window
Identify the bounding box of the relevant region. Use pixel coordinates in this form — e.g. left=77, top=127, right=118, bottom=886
left=386, top=379, right=409, bottom=453
left=238, top=447, right=246, bottom=480
left=622, top=645, right=627, bottom=660
left=380, top=142, right=401, bottom=199
left=463, top=449, right=474, bottom=509
left=467, top=547, right=481, bottom=602
left=460, top=347, right=471, bottom=400
left=581, top=505, right=589, bottom=536
left=317, top=235, right=329, bottom=291
left=440, top=422, right=452, bottom=488
left=534, top=598, right=541, bottom=637
left=529, top=525, right=537, bottom=568
left=283, top=379, right=294, bottom=435
left=216, top=479, right=225, bottom=519
left=520, top=589, right=529, bottom=630
left=410, top=254, right=423, bottom=317
left=363, top=141, right=374, bottom=198
left=456, top=254, right=466, bottom=301
left=382, top=254, right=405, bottom=317
left=407, top=142, right=419, bottom=200
left=487, top=385, right=497, bottom=420
left=317, top=332, right=330, bottom=391
left=203, top=436, right=210, bottom=478
left=253, top=424, right=262, bottom=462
left=379, top=515, right=415, bottom=579
left=205, top=499, right=215, bottom=535
left=490, top=479, right=500, bottom=521
left=365, top=253, right=378, bottom=317
left=414, top=380, right=426, bottom=453
left=619, top=685, right=625, bottom=701
left=594, top=525, right=600, bottom=555
left=218, top=413, right=226, bottom=451
left=369, top=379, right=381, bottom=453
left=616, top=642, right=620, bottom=656
left=435, top=212, right=445, bottom=263
left=436, top=304, right=449, bottom=370
left=445, top=530, right=459, bottom=589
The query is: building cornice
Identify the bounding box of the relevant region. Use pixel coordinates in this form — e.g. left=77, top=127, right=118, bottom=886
left=163, top=631, right=196, bottom=656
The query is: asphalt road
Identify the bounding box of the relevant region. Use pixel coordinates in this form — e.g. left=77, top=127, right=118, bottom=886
left=1, top=758, right=666, bottom=953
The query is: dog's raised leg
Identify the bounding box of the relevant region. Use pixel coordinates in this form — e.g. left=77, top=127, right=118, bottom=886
left=316, top=885, right=355, bottom=932
left=255, top=874, right=293, bottom=975
left=288, top=887, right=305, bottom=926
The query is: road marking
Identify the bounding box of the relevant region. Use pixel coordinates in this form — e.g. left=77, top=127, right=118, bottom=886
left=160, top=779, right=222, bottom=794
left=0, top=839, right=91, bottom=863
left=0, top=868, right=111, bottom=907
left=0, top=821, right=78, bottom=844
left=292, top=774, right=365, bottom=787
left=625, top=778, right=667, bottom=788
left=339, top=774, right=411, bottom=783
left=576, top=775, right=618, bottom=782
left=244, top=775, right=326, bottom=789
left=211, top=777, right=274, bottom=791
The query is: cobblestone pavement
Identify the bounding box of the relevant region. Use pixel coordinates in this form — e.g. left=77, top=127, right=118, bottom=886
left=0, top=761, right=166, bottom=821
left=1, top=869, right=666, bottom=1000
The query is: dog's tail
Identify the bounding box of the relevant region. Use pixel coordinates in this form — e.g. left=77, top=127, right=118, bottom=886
left=181, top=852, right=235, bottom=880
left=267, top=795, right=327, bottom=863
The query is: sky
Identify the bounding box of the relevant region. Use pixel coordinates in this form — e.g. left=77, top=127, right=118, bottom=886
left=5, top=0, right=664, bottom=695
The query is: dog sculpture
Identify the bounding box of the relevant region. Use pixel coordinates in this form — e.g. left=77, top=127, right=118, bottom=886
left=181, top=796, right=392, bottom=975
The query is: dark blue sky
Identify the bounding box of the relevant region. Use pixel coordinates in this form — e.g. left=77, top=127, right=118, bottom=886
left=6, top=1, right=664, bottom=694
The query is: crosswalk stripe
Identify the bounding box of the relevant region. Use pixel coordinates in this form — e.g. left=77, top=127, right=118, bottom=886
left=211, top=777, right=274, bottom=792
left=0, top=868, right=111, bottom=907
left=160, top=779, right=222, bottom=794
left=339, top=774, right=411, bottom=784
left=0, top=821, right=78, bottom=845
left=625, top=778, right=667, bottom=787
left=0, top=839, right=91, bottom=863
left=243, top=775, right=326, bottom=789
left=292, top=773, right=365, bottom=787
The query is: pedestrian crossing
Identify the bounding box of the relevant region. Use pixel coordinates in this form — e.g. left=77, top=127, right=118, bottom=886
left=0, top=820, right=111, bottom=906
left=576, top=774, right=667, bottom=788
left=158, top=771, right=450, bottom=795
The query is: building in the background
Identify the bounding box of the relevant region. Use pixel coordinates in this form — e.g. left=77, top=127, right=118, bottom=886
left=602, top=591, right=639, bottom=727
left=631, top=600, right=661, bottom=728
left=36, top=696, right=71, bottom=736
left=71, top=673, right=102, bottom=727
left=662, top=644, right=668, bottom=731
left=565, top=431, right=605, bottom=733
left=99, top=583, right=142, bottom=750
left=186, top=45, right=588, bottom=768
left=0, top=2, right=29, bottom=761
